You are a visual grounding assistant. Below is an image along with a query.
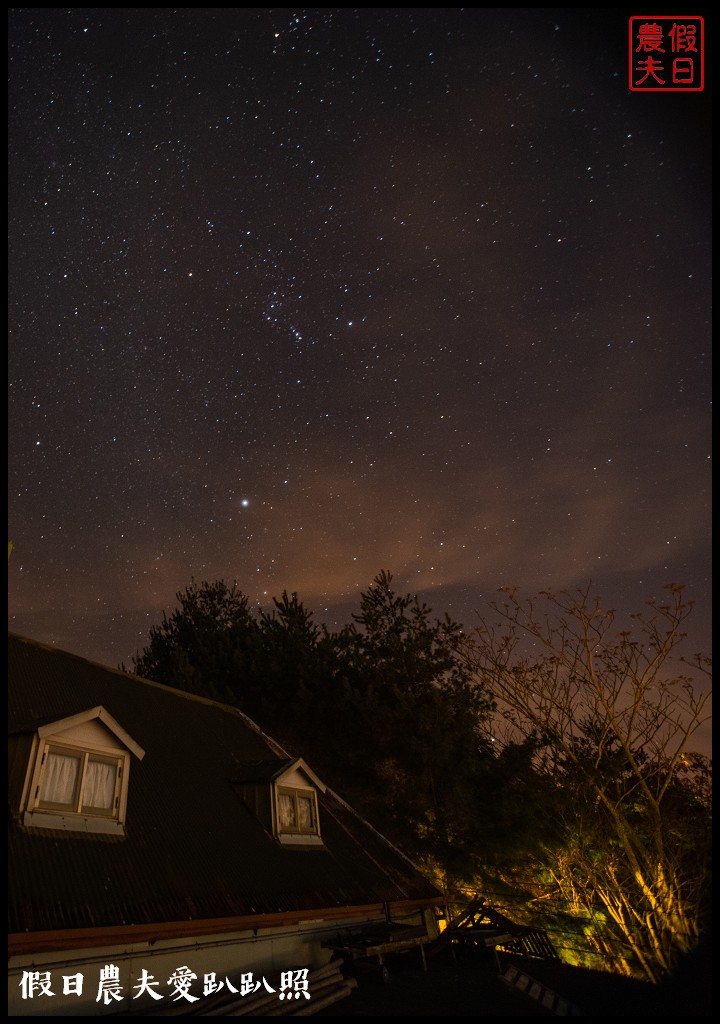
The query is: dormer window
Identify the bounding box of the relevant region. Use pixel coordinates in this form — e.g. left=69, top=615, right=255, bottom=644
left=22, top=706, right=145, bottom=835
left=235, top=757, right=325, bottom=848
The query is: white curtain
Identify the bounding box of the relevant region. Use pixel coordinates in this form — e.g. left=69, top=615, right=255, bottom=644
left=40, top=751, right=81, bottom=806
left=279, top=793, right=297, bottom=829
left=83, top=759, right=117, bottom=811
left=298, top=795, right=314, bottom=830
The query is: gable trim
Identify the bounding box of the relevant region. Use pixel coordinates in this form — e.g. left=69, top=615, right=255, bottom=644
left=37, top=706, right=146, bottom=760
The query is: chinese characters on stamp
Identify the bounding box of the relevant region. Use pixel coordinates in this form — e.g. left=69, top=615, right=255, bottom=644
left=629, top=17, right=704, bottom=91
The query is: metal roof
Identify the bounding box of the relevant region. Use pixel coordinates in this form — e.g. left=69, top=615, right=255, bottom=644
left=8, top=634, right=440, bottom=937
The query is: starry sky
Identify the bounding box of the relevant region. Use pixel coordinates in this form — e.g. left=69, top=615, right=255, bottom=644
left=8, top=9, right=712, bottom=718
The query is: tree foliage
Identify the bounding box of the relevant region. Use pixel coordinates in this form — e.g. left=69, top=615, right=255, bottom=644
left=131, top=579, right=259, bottom=705
left=464, top=583, right=712, bottom=981
left=129, top=580, right=336, bottom=743
left=327, top=571, right=497, bottom=875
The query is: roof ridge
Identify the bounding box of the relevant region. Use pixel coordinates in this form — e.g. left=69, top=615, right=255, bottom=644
left=8, top=632, right=291, bottom=757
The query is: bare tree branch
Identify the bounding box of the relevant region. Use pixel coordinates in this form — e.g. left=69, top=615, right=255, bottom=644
left=463, top=584, right=712, bottom=981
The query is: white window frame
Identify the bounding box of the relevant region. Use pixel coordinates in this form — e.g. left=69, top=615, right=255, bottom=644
left=33, top=741, right=126, bottom=818
left=272, top=766, right=324, bottom=847
left=21, top=706, right=144, bottom=835
left=276, top=785, right=319, bottom=836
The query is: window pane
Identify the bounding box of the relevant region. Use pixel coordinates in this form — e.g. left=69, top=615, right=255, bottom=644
left=279, top=793, right=297, bottom=829
left=297, top=795, right=314, bottom=831
left=40, top=751, right=81, bottom=807
left=82, top=758, right=117, bottom=813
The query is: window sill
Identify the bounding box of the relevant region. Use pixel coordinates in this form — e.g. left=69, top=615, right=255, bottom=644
left=23, top=810, right=126, bottom=835
left=277, top=833, right=324, bottom=848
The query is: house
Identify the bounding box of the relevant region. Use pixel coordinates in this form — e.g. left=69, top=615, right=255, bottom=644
left=8, top=633, right=443, bottom=1016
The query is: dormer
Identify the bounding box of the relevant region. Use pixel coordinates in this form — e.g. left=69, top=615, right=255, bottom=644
left=235, top=757, right=326, bottom=848
left=21, top=706, right=145, bottom=835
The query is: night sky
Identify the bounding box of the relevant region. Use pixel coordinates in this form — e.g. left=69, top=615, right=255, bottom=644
left=8, top=10, right=712, bottom=708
